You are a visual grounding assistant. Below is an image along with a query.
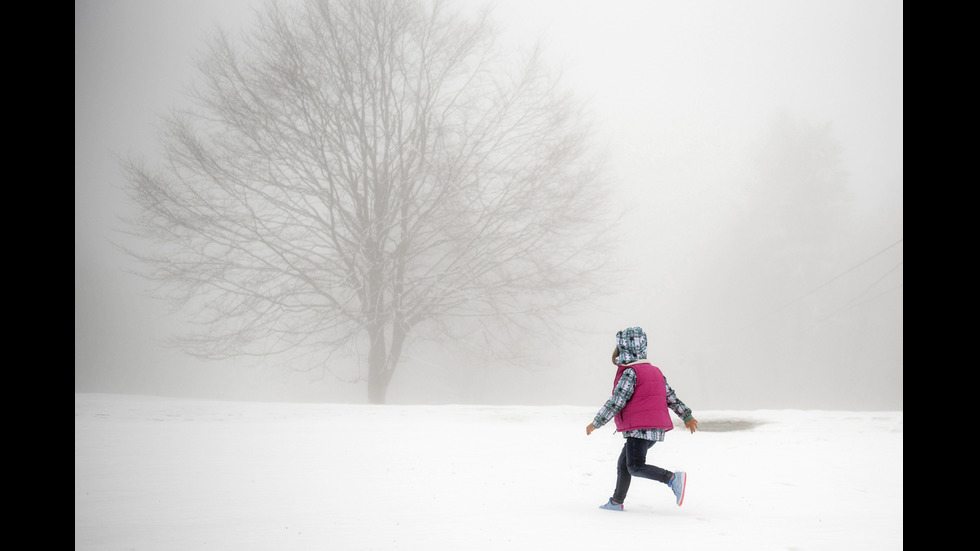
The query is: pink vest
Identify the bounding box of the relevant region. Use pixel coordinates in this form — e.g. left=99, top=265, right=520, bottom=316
left=613, top=362, right=673, bottom=432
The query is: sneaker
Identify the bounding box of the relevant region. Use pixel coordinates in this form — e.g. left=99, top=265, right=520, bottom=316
left=599, top=498, right=624, bottom=511
left=669, top=472, right=686, bottom=506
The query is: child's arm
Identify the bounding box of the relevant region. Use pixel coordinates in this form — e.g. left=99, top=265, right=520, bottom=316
left=666, top=380, right=698, bottom=434
left=586, top=369, right=636, bottom=435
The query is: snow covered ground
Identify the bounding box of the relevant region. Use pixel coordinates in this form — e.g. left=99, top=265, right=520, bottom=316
left=75, top=393, right=902, bottom=550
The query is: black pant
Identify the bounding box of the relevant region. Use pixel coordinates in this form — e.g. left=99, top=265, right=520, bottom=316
left=611, top=437, right=673, bottom=504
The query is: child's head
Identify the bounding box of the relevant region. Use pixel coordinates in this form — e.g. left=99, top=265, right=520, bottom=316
left=614, top=326, right=647, bottom=364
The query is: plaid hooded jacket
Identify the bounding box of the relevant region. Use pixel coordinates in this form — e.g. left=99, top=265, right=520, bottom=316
left=592, top=327, right=694, bottom=441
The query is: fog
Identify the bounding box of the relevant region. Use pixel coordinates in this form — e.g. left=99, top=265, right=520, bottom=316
left=75, top=0, right=902, bottom=410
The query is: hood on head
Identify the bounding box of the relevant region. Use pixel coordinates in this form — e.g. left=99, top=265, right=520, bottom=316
left=615, top=326, right=647, bottom=364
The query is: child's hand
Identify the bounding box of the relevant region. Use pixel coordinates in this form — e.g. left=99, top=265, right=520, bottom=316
left=586, top=423, right=596, bottom=436
left=685, top=418, right=699, bottom=434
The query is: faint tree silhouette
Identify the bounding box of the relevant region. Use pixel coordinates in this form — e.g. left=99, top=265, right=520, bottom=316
left=121, top=0, right=613, bottom=403
left=688, top=113, right=859, bottom=409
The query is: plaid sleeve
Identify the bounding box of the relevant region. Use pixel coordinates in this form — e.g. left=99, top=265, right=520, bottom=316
left=592, top=369, right=635, bottom=429
left=665, top=379, right=693, bottom=422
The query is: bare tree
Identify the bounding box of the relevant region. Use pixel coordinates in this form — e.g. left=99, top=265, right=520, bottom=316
left=121, top=0, right=612, bottom=403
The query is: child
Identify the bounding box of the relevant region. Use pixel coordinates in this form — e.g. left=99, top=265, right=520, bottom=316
left=585, top=326, right=698, bottom=510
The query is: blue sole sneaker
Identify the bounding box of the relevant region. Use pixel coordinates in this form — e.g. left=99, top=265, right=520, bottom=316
left=669, top=472, right=686, bottom=506
left=599, top=498, right=624, bottom=511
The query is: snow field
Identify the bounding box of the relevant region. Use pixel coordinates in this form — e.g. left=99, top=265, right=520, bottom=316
left=75, top=394, right=902, bottom=550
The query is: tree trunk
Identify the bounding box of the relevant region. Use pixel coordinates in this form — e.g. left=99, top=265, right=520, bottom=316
left=366, top=320, right=409, bottom=404
left=367, top=323, right=389, bottom=404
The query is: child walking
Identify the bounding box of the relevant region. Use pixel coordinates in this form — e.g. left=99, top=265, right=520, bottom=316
left=585, top=326, right=698, bottom=510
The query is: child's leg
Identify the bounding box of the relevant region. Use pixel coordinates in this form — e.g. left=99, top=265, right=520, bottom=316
left=611, top=441, right=632, bottom=504
left=623, top=437, right=673, bottom=484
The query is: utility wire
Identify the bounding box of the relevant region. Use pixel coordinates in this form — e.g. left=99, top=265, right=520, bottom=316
left=745, top=237, right=903, bottom=329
